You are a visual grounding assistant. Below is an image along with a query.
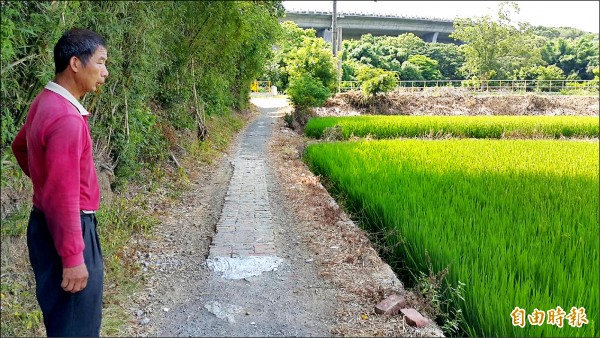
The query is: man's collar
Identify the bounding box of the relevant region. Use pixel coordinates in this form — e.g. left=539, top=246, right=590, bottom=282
left=45, top=81, right=90, bottom=116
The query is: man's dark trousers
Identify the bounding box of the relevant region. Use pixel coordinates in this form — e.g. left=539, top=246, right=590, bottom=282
left=27, top=208, right=103, bottom=337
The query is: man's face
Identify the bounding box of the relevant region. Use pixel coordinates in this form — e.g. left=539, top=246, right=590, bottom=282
left=77, top=46, right=109, bottom=94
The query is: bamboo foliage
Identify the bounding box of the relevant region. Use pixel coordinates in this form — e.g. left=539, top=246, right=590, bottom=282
left=1, top=1, right=283, bottom=184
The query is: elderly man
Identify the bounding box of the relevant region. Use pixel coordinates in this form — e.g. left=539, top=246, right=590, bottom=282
left=11, top=28, right=109, bottom=337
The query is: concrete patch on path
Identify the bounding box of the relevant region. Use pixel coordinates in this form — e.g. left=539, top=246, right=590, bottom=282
left=205, top=256, right=283, bottom=280
left=203, top=301, right=244, bottom=323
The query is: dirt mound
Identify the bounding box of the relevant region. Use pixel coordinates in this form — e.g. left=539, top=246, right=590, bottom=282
left=315, top=89, right=599, bottom=117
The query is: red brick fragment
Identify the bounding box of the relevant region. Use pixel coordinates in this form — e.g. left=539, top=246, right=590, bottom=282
left=401, top=308, right=429, bottom=328
left=374, top=294, right=406, bottom=315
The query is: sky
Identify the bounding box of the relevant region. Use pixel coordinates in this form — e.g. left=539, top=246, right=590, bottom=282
left=282, top=1, right=600, bottom=33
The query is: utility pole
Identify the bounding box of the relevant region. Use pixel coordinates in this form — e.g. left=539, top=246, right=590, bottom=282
left=332, top=0, right=342, bottom=93
left=332, top=0, right=337, bottom=57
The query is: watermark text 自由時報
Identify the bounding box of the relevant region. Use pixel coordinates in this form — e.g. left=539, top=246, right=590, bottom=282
left=511, top=306, right=588, bottom=328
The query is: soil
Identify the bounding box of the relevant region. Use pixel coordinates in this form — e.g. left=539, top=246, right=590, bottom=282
left=122, top=97, right=442, bottom=337
left=316, top=89, right=599, bottom=117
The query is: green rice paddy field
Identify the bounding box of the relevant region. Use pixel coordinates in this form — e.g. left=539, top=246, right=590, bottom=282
left=304, top=115, right=599, bottom=139
left=305, top=138, right=599, bottom=336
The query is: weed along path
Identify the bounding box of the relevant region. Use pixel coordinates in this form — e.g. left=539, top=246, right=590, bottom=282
left=125, top=97, right=442, bottom=337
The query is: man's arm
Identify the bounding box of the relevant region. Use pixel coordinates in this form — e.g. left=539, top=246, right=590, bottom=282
left=43, top=115, right=88, bottom=292
left=11, top=125, right=30, bottom=177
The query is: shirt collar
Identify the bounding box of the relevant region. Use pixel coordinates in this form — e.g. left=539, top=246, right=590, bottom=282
left=45, top=81, right=90, bottom=116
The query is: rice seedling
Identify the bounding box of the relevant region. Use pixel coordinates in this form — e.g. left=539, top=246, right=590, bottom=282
left=304, top=116, right=599, bottom=140
left=305, top=139, right=599, bottom=336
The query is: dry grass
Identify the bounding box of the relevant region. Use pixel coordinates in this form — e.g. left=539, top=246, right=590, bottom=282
left=314, top=90, right=599, bottom=117
left=0, top=236, right=45, bottom=337
left=268, top=111, right=444, bottom=337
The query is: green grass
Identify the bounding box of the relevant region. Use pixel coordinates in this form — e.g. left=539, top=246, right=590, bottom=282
left=305, top=139, right=599, bottom=336
left=0, top=194, right=158, bottom=337
left=190, top=113, right=245, bottom=163
left=304, top=115, right=600, bottom=140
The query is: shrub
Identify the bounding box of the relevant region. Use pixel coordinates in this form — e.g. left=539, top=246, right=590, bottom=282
left=285, top=36, right=337, bottom=92
left=356, top=67, right=398, bottom=97
left=286, top=75, right=331, bottom=109
left=514, top=65, right=566, bottom=92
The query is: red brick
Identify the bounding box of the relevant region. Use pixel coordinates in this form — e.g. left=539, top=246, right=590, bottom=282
left=254, top=244, right=276, bottom=254
left=401, top=308, right=429, bottom=328
left=246, top=252, right=272, bottom=256
left=374, top=294, right=406, bottom=315
left=208, top=246, right=231, bottom=258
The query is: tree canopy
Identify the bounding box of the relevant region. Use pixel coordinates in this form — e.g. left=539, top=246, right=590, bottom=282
left=276, top=1, right=598, bottom=85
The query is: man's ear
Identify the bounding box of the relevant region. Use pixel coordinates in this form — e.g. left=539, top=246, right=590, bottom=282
left=68, top=56, right=81, bottom=73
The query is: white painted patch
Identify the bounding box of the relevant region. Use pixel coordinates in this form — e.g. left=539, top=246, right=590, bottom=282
left=250, top=97, right=289, bottom=109
left=205, top=256, right=283, bottom=280
left=204, top=301, right=243, bottom=323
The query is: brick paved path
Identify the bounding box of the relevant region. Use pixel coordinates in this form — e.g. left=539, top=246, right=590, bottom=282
left=208, top=157, right=276, bottom=258
left=208, top=99, right=286, bottom=259
left=155, top=98, right=334, bottom=336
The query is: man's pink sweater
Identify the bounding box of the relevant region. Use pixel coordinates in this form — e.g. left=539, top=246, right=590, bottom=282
left=11, top=89, right=100, bottom=268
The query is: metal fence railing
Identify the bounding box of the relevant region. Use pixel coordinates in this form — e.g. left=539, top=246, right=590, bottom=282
left=338, top=79, right=599, bottom=94
left=251, top=80, right=271, bottom=93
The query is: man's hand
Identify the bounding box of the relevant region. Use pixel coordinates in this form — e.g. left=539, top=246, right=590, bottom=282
left=62, top=263, right=89, bottom=293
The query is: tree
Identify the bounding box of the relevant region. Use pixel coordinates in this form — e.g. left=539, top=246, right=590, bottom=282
left=1, top=0, right=283, bottom=177
left=541, top=35, right=599, bottom=80
left=450, top=2, right=530, bottom=81
left=342, top=33, right=427, bottom=74
left=451, top=14, right=508, bottom=80
left=400, top=61, right=424, bottom=82
left=407, top=54, right=441, bottom=80
left=262, top=21, right=317, bottom=90
left=531, top=26, right=592, bottom=40
left=384, top=33, right=426, bottom=56
left=423, top=43, right=465, bottom=80
left=285, top=36, right=337, bottom=92
left=345, top=34, right=383, bottom=68
left=341, top=59, right=361, bottom=81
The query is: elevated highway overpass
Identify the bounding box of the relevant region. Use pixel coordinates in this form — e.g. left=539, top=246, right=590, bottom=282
left=281, top=10, right=457, bottom=44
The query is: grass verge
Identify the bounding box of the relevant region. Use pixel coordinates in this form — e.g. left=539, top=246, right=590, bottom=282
left=0, top=109, right=249, bottom=336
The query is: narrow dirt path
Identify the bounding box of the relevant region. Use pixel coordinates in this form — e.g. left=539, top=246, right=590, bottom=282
left=126, top=99, right=335, bottom=336
left=157, top=98, right=337, bottom=336
left=124, top=97, right=443, bottom=337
